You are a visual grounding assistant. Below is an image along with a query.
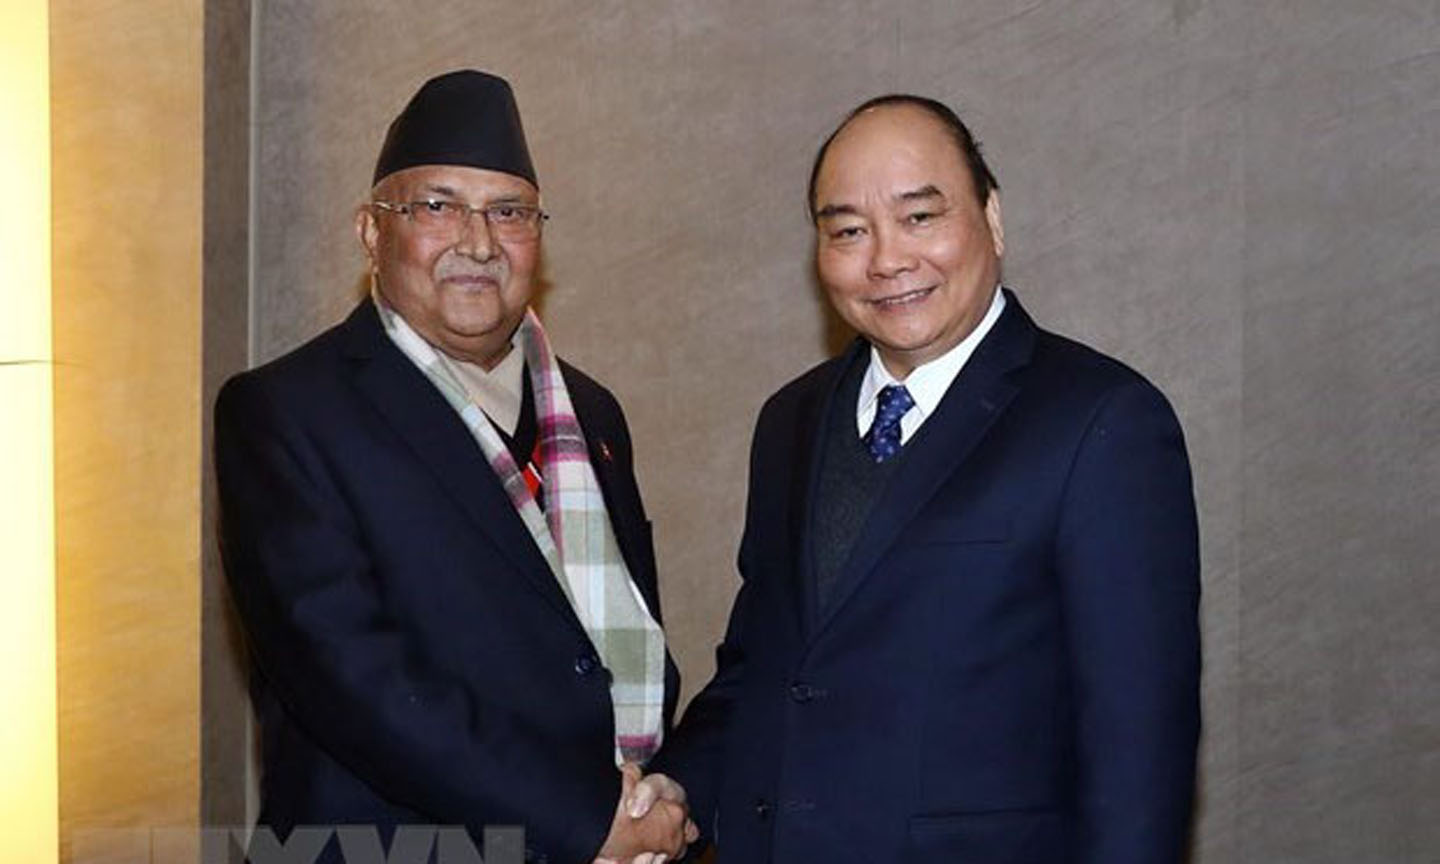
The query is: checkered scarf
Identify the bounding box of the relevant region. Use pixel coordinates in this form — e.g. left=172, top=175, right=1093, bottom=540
left=376, top=299, right=666, bottom=764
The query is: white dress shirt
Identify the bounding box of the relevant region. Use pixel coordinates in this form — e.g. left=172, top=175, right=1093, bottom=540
left=856, top=286, right=1007, bottom=445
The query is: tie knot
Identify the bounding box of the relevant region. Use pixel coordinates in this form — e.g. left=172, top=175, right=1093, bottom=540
left=876, top=384, right=914, bottom=423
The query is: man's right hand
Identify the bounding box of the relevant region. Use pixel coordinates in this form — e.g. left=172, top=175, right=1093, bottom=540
left=594, top=763, right=692, bottom=863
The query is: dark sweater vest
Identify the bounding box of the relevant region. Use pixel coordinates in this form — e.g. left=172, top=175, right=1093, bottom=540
left=812, top=353, right=907, bottom=612
left=491, top=367, right=542, bottom=509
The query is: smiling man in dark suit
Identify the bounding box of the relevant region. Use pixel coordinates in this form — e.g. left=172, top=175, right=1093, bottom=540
left=215, top=70, right=693, bottom=864
left=635, top=95, right=1202, bottom=864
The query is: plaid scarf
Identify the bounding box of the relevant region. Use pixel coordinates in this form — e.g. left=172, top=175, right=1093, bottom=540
left=376, top=299, right=666, bottom=764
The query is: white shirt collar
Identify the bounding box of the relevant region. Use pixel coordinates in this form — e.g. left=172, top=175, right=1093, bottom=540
left=856, top=286, right=1007, bottom=442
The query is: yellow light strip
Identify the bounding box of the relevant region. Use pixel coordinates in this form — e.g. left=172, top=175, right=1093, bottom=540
left=0, top=1, right=58, bottom=862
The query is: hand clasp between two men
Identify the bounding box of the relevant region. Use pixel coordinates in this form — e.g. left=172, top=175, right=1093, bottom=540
left=594, top=763, right=697, bottom=864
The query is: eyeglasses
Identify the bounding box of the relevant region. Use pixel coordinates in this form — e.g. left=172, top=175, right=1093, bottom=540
left=369, top=198, right=549, bottom=240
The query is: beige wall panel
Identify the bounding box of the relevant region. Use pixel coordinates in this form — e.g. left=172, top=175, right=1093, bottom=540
left=52, top=0, right=204, bottom=860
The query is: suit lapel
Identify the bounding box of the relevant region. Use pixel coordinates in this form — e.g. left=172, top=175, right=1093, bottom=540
left=793, top=344, right=867, bottom=637
left=810, top=294, right=1038, bottom=638
left=340, top=303, right=586, bottom=635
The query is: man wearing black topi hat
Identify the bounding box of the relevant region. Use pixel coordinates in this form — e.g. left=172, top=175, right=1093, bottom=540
left=216, top=70, right=693, bottom=864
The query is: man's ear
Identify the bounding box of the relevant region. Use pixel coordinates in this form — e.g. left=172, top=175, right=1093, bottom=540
left=355, top=206, right=380, bottom=270
left=985, top=191, right=1004, bottom=258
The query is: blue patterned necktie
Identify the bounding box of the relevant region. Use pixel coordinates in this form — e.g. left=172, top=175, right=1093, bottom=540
left=863, top=384, right=915, bottom=463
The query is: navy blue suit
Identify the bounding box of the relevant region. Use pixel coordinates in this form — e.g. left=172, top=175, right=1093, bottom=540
left=653, top=291, right=1200, bottom=863
left=215, top=301, right=679, bottom=864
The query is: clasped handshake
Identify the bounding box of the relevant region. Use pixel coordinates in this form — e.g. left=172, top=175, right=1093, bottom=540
left=593, top=764, right=698, bottom=864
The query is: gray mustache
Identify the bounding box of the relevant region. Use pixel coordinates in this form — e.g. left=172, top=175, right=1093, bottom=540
left=437, top=261, right=508, bottom=282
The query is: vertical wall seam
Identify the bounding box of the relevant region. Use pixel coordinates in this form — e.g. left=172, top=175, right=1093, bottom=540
left=244, top=0, right=261, bottom=838
left=246, top=0, right=260, bottom=372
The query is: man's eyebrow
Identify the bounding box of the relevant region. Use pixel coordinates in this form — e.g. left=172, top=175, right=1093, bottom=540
left=814, top=203, right=859, bottom=220
left=896, top=185, right=944, bottom=203
left=420, top=184, right=459, bottom=198
left=816, top=186, right=944, bottom=219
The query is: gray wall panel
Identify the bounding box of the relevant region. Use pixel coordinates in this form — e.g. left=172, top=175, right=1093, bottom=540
left=1237, top=4, right=1440, bottom=859
left=223, top=2, right=1440, bottom=859
left=202, top=0, right=254, bottom=841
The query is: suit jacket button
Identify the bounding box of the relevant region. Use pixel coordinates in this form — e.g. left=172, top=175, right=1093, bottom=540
left=574, top=653, right=600, bottom=676
left=754, top=798, right=772, bottom=821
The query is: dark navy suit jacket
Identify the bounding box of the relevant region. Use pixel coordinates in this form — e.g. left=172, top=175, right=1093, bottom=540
left=215, top=301, right=679, bottom=864
left=652, top=291, right=1200, bottom=863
